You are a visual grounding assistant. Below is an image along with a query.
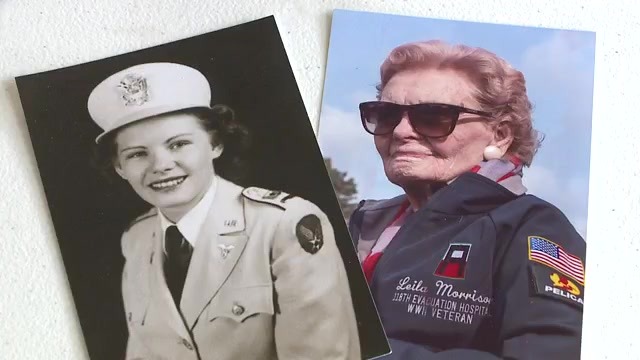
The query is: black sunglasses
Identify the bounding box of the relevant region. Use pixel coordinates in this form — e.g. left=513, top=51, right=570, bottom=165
left=359, top=101, right=493, bottom=138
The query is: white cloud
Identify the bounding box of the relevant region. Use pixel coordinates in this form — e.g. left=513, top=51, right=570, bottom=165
left=523, top=164, right=589, bottom=240
left=520, top=30, right=595, bottom=129
left=517, top=30, right=593, bottom=241
left=521, top=31, right=592, bottom=86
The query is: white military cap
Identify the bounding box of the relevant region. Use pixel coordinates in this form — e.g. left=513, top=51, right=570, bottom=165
left=87, top=62, right=212, bottom=143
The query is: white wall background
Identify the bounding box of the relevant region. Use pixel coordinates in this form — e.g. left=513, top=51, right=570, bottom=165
left=0, top=0, right=636, bottom=359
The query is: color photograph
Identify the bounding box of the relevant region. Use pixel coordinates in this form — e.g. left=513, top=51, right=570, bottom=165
left=319, top=9, right=595, bottom=359
left=15, top=16, right=389, bottom=360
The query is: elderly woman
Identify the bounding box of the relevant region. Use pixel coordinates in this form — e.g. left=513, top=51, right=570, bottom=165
left=349, top=40, right=586, bottom=359
left=89, top=62, right=360, bottom=360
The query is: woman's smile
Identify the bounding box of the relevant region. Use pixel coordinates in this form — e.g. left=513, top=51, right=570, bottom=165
left=148, top=175, right=188, bottom=191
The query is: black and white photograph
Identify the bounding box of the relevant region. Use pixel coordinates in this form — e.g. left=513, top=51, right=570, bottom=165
left=15, top=16, right=389, bottom=360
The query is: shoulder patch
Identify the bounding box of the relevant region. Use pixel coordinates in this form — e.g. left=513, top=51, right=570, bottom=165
left=295, top=214, right=324, bottom=254
left=529, top=263, right=584, bottom=309
left=125, top=208, right=157, bottom=231
left=527, top=235, right=585, bottom=285
left=241, top=187, right=296, bottom=209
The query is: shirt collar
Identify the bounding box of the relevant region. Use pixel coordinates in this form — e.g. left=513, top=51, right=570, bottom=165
left=158, top=175, right=218, bottom=251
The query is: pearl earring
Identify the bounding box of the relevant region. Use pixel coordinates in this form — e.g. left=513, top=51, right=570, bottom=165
left=483, top=145, right=503, bottom=161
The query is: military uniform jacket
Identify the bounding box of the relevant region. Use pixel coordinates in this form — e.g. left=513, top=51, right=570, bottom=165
left=349, top=172, right=586, bottom=360
left=121, top=177, right=361, bottom=360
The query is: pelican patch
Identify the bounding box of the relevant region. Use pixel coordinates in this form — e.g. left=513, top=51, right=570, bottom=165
left=296, top=215, right=323, bottom=254
left=530, top=263, right=584, bottom=309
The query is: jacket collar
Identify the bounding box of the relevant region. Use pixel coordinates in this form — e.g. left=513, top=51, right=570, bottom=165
left=359, top=193, right=407, bottom=212
left=422, top=172, right=520, bottom=215
left=357, top=172, right=520, bottom=217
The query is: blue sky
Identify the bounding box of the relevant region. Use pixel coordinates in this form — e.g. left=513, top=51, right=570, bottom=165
left=317, top=9, right=596, bottom=239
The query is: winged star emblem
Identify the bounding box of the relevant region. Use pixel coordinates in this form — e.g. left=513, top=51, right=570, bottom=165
left=298, top=225, right=322, bottom=252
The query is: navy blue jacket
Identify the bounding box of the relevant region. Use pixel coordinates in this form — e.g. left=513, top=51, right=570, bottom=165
left=349, top=172, right=586, bottom=360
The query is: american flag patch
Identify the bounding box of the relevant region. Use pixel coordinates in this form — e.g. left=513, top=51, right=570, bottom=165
left=528, top=236, right=585, bottom=285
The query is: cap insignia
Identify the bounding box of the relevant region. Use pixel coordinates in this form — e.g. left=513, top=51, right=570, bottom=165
left=117, top=73, right=149, bottom=106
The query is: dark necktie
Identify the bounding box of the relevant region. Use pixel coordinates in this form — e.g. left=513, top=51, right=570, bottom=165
left=163, top=225, right=194, bottom=309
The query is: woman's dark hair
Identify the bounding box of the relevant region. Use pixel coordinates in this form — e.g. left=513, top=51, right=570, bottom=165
left=194, top=104, right=251, bottom=182
left=91, top=104, right=251, bottom=184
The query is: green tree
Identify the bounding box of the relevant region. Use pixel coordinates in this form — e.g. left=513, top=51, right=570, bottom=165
left=324, top=157, right=359, bottom=221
